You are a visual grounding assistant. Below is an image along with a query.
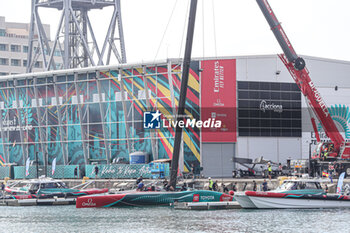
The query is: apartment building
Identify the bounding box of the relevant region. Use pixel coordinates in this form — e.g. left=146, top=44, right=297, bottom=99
left=0, top=16, right=62, bottom=76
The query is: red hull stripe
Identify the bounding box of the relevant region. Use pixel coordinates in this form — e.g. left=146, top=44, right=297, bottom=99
left=76, top=194, right=127, bottom=208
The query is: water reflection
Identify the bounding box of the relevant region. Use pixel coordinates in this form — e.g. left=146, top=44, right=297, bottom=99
left=0, top=206, right=349, bottom=232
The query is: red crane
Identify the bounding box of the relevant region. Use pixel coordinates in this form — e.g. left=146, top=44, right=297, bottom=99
left=256, top=0, right=350, bottom=160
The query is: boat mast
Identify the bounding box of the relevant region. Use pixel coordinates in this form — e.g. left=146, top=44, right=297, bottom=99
left=36, top=152, right=39, bottom=179
left=169, top=0, right=198, bottom=189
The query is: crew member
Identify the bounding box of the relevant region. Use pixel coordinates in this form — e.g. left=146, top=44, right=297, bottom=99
left=180, top=183, right=187, bottom=191
left=94, top=165, right=99, bottom=179
left=222, top=183, right=229, bottom=193
left=136, top=175, right=143, bottom=184
left=262, top=179, right=268, bottom=192
left=253, top=180, right=257, bottom=191
left=163, top=178, right=168, bottom=188
left=1, top=182, right=4, bottom=196
left=267, top=162, right=272, bottom=180
left=208, top=177, right=213, bottom=191
left=137, top=181, right=144, bottom=191
left=323, top=147, right=329, bottom=161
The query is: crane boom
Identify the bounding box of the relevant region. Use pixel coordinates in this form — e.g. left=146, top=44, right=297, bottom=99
left=256, top=0, right=345, bottom=155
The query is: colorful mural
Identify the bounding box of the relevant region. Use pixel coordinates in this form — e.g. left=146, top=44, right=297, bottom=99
left=0, top=61, right=201, bottom=172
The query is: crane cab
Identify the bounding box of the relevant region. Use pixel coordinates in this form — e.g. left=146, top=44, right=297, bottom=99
left=312, top=142, right=337, bottom=160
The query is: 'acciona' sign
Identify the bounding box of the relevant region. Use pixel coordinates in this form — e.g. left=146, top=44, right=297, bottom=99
left=259, top=100, right=283, bottom=113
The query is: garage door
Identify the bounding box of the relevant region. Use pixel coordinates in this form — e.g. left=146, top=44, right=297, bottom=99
left=202, top=143, right=235, bottom=178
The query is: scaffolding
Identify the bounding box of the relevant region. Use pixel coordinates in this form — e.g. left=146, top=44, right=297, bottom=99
left=26, top=0, right=126, bottom=72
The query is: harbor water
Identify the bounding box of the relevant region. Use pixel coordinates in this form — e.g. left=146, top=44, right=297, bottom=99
left=1, top=205, right=350, bottom=232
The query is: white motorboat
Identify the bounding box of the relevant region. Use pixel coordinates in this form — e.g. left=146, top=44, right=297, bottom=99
left=234, top=192, right=257, bottom=208
left=234, top=178, right=326, bottom=209
left=245, top=191, right=350, bottom=209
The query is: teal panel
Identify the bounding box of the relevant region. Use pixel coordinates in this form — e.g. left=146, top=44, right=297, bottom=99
left=0, top=167, right=9, bottom=179
left=14, top=166, right=39, bottom=179
left=14, top=165, right=79, bottom=179
left=47, top=165, right=80, bottom=179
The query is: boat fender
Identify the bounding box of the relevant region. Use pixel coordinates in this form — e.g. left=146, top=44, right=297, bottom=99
left=82, top=176, right=89, bottom=184
left=4, top=177, right=10, bottom=184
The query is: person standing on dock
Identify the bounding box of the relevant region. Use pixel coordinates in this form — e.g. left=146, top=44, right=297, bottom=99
left=278, top=163, right=283, bottom=176
left=163, top=178, right=168, bottom=188
left=267, top=162, right=272, bottom=180
left=74, top=166, right=78, bottom=179
left=208, top=177, right=213, bottom=191
left=1, top=182, right=4, bottom=196
left=232, top=182, right=237, bottom=192
left=262, top=179, right=268, bottom=192
left=137, top=181, right=144, bottom=191
left=190, top=164, right=195, bottom=179
left=253, top=180, right=257, bottom=191
left=243, top=182, right=248, bottom=191
left=136, top=175, right=143, bottom=185
left=222, top=183, right=229, bottom=193
left=94, top=165, right=99, bottom=179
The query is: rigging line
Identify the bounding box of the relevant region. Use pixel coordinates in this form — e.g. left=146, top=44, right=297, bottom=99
left=211, top=0, right=218, bottom=58
left=178, top=0, right=191, bottom=59
left=202, top=0, right=205, bottom=59
left=153, top=0, right=179, bottom=62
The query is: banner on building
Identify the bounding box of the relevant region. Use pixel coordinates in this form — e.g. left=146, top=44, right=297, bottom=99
left=237, top=81, right=302, bottom=137
left=25, top=157, right=30, bottom=177
left=201, top=59, right=237, bottom=142
left=52, top=158, right=56, bottom=175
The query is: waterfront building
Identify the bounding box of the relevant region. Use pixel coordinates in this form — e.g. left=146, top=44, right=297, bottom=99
left=0, top=55, right=349, bottom=178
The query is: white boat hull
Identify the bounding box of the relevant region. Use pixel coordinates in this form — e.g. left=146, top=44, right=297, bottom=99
left=234, top=193, right=256, bottom=209
left=249, top=196, right=350, bottom=209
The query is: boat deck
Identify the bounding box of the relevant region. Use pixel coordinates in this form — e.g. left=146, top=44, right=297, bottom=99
left=172, top=201, right=241, bottom=210
left=0, top=197, right=76, bottom=206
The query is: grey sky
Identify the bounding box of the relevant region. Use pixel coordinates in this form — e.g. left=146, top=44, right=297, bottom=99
left=1, top=0, right=350, bottom=63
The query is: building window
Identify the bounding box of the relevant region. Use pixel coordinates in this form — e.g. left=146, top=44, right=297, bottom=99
left=32, top=98, right=43, bottom=107
left=34, top=61, right=42, bottom=68
left=138, top=90, right=152, bottom=99
left=0, top=58, right=9, bottom=65
left=23, top=46, right=28, bottom=53
left=0, top=72, right=8, bottom=76
left=10, top=45, right=21, bottom=52
left=51, top=97, right=63, bottom=105
left=72, top=95, right=84, bottom=104
left=0, top=29, right=5, bottom=37
left=115, top=92, right=127, bottom=101
left=55, top=63, right=62, bottom=69
left=0, top=44, right=8, bottom=51
left=23, top=60, right=27, bottom=67
left=11, top=59, right=21, bottom=66
left=54, top=50, right=62, bottom=57
left=93, top=93, right=106, bottom=102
